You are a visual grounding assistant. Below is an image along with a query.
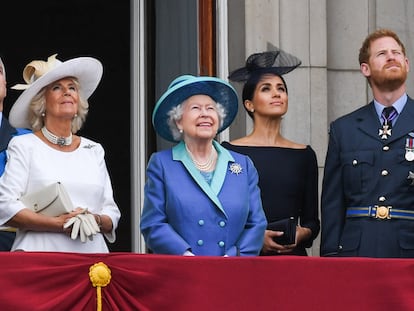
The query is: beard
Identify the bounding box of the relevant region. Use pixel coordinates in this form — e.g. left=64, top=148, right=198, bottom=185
left=370, top=64, right=408, bottom=92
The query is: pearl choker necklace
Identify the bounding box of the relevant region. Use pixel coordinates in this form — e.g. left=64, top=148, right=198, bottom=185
left=185, top=145, right=217, bottom=171
left=41, top=126, right=73, bottom=146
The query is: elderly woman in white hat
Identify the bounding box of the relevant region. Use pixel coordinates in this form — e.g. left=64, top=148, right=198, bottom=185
left=0, top=54, right=120, bottom=252
left=140, top=75, right=267, bottom=256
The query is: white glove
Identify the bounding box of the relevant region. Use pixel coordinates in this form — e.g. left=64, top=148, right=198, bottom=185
left=63, top=210, right=100, bottom=242
left=78, top=213, right=100, bottom=238
left=63, top=216, right=82, bottom=240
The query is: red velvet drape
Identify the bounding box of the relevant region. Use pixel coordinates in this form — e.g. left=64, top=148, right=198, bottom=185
left=1, top=252, right=414, bottom=311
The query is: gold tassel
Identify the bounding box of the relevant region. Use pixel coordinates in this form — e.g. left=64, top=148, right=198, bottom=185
left=89, top=262, right=111, bottom=311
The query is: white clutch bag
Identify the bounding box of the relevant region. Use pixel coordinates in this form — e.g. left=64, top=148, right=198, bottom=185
left=20, top=182, right=74, bottom=217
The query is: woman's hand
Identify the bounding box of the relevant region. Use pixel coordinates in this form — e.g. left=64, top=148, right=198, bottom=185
left=6, top=208, right=81, bottom=233
left=94, top=214, right=113, bottom=234
left=261, top=230, right=295, bottom=255
left=61, top=208, right=85, bottom=234
left=261, top=225, right=312, bottom=255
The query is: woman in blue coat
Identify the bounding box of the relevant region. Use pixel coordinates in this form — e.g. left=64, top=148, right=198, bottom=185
left=140, top=75, right=267, bottom=256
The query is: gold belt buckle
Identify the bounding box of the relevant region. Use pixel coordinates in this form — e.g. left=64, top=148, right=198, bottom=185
left=375, top=205, right=391, bottom=219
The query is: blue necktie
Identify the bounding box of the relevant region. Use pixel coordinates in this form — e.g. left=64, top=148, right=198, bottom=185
left=382, top=106, right=398, bottom=129
left=379, top=106, right=398, bottom=139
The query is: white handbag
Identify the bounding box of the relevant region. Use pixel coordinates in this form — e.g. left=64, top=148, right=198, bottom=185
left=20, top=182, right=74, bottom=217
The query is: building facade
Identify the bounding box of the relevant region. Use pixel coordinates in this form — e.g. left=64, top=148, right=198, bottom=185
left=4, top=1, right=412, bottom=254
left=133, top=0, right=414, bottom=255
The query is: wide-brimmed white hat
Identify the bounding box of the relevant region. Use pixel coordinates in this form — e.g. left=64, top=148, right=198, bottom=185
left=9, top=54, right=103, bottom=128
left=152, top=75, right=239, bottom=142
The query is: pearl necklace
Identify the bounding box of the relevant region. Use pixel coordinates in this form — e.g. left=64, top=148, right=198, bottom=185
left=41, top=126, right=73, bottom=146
left=185, top=145, right=217, bottom=171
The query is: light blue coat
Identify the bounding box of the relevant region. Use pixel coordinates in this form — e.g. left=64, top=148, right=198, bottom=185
left=140, top=141, right=267, bottom=256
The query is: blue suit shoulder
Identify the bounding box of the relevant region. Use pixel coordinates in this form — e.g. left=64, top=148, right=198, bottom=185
left=151, top=148, right=172, bottom=159
left=15, top=128, right=32, bottom=136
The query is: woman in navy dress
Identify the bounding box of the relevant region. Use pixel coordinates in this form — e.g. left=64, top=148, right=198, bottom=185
left=222, top=50, right=320, bottom=256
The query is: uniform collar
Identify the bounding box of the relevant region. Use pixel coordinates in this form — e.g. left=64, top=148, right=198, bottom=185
left=374, top=93, right=407, bottom=119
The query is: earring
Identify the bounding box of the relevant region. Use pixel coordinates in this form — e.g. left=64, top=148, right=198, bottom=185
left=74, top=113, right=78, bottom=118
left=41, top=112, right=45, bottom=117
left=179, top=129, right=183, bottom=134
left=251, top=109, right=254, bottom=113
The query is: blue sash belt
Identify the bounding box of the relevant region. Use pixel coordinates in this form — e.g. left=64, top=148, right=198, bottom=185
left=346, top=206, right=414, bottom=220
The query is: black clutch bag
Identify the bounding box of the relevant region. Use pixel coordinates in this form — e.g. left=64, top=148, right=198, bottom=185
left=267, top=217, right=297, bottom=245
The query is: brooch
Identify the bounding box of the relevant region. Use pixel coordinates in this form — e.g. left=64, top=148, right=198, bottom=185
left=83, top=144, right=96, bottom=149
left=229, top=163, right=242, bottom=175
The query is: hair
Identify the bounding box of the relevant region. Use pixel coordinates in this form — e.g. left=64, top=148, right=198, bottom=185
left=167, top=98, right=227, bottom=141
left=28, top=78, right=89, bottom=133
left=242, top=72, right=288, bottom=119
left=358, top=28, right=406, bottom=65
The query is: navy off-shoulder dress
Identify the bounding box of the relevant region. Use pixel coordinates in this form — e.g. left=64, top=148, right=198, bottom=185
left=222, top=142, right=320, bottom=256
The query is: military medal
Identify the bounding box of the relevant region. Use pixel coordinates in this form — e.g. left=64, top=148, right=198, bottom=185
left=379, top=106, right=398, bottom=140
left=379, top=124, right=392, bottom=139
left=406, top=152, right=414, bottom=161
left=405, top=137, right=414, bottom=161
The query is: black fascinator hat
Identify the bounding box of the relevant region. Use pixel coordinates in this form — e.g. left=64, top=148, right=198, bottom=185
left=228, top=48, right=301, bottom=82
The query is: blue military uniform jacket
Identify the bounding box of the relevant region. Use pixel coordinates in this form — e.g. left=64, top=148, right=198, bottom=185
left=140, top=140, right=267, bottom=256
left=321, top=96, right=414, bottom=257
left=0, top=116, right=30, bottom=250
left=0, top=116, right=30, bottom=175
